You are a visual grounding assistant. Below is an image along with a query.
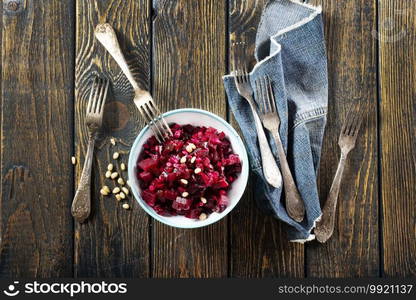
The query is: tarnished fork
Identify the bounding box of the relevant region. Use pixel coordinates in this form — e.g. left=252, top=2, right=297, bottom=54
left=95, top=23, right=172, bottom=142
left=315, top=104, right=365, bottom=242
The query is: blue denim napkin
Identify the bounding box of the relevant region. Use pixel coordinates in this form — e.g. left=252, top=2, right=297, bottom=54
left=223, top=0, right=328, bottom=242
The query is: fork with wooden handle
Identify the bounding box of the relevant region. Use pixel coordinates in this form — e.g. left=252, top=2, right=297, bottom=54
left=71, top=77, right=109, bottom=223
left=315, top=105, right=365, bottom=242
left=255, top=76, right=305, bottom=222
left=94, top=23, right=172, bottom=142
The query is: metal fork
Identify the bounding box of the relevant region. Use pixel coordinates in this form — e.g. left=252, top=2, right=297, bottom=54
left=94, top=23, right=172, bottom=142
left=255, top=76, right=305, bottom=222
left=315, top=104, right=365, bottom=243
left=71, top=76, right=110, bottom=223
left=232, top=41, right=282, bottom=188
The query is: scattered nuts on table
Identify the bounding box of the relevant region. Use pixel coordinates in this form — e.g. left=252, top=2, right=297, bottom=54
left=115, top=194, right=122, bottom=201
left=119, top=192, right=126, bottom=199
left=71, top=156, right=76, bottom=165
left=117, top=178, right=125, bottom=185
left=105, top=170, right=112, bottom=178
left=126, top=180, right=131, bottom=186
left=100, top=188, right=109, bottom=196
left=121, top=187, right=129, bottom=195
left=120, top=163, right=126, bottom=171
left=110, top=138, right=116, bottom=146
left=113, top=152, right=120, bottom=159
left=110, top=172, right=118, bottom=179
left=107, top=163, right=114, bottom=171
left=122, top=203, right=130, bottom=210
left=112, top=187, right=121, bottom=194
left=102, top=185, right=110, bottom=193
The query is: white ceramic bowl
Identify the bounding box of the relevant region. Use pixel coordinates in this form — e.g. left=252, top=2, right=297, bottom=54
left=128, top=108, right=249, bottom=228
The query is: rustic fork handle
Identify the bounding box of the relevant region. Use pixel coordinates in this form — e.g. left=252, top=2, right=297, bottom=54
left=94, top=23, right=140, bottom=91
left=272, top=131, right=305, bottom=222
left=315, top=153, right=347, bottom=243
left=71, top=136, right=95, bottom=222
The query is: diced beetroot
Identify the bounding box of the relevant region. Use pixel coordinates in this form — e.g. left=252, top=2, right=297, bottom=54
left=137, top=124, right=242, bottom=219
left=138, top=158, right=158, bottom=171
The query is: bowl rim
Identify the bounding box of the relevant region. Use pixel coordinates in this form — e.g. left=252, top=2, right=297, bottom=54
left=128, top=108, right=249, bottom=229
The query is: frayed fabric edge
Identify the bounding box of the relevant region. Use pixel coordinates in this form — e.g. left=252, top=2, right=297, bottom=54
left=223, top=2, right=322, bottom=79
left=289, top=214, right=322, bottom=243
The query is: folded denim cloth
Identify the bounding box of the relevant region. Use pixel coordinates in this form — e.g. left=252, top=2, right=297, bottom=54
left=223, top=0, right=328, bottom=242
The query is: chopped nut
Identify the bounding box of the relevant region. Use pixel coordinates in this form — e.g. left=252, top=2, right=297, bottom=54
left=107, top=163, right=114, bottom=171
left=120, top=163, right=126, bottom=171
left=110, top=138, right=116, bottom=145
left=182, top=192, right=189, bottom=197
left=110, top=172, right=118, bottom=179
left=119, top=192, right=126, bottom=199
left=115, top=194, right=122, bottom=201
left=180, top=179, right=188, bottom=185
left=200, top=197, right=207, bottom=204
left=113, top=152, right=120, bottom=159
left=180, top=156, right=187, bottom=164
left=112, top=187, right=121, bottom=194
left=190, top=156, right=196, bottom=163
left=122, top=203, right=130, bottom=210
left=71, top=156, right=76, bottom=165
left=194, top=168, right=202, bottom=174
left=199, top=213, right=207, bottom=221
left=117, top=178, right=125, bottom=185
left=105, top=170, right=112, bottom=178
left=100, top=188, right=109, bottom=196
left=122, top=187, right=129, bottom=195
left=185, top=145, right=194, bottom=153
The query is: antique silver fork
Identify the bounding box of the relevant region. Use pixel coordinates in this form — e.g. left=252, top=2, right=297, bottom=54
left=255, top=76, right=305, bottom=222
left=232, top=41, right=282, bottom=188
left=94, top=23, right=172, bottom=142
left=71, top=76, right=110, bottom=222
left=315, top=104, right=365, bottom=243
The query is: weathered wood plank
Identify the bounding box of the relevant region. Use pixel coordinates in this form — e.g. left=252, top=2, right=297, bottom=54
left=0, top=0, right=74, bottom=277
left=228, top=0, right=304, bottom=278
left=74, top=0, right=150, bottom=277
left=379, top=0, right=416, bottom=276
left=152, top=0, right=228, bottom=278
left=306, top=0, right=379, bottom=277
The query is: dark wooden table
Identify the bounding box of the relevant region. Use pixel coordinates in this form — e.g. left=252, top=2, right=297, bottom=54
left=0, top=0, right=414, bottom=278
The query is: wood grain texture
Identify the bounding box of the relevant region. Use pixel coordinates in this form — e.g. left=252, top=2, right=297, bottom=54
left=228, top=0, right=304, bottom=278
left=74, top=0, right=150, bottom=277
left=0, top=0, right=74, bottom=277
left=151, top=0, right=228, bottom=278
left=379, top=0, right=416, bottom=276
left=306, top=0, right=379, bottom=277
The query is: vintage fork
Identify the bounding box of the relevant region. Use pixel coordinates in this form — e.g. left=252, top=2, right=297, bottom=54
left=255, top=76, right=305, bottom=222
left=232, top=41, right=282, bottom=188
left=94, top=23, right=172, bottom=142
left=71, top=76, right=110, bottom=222
left=315, top=104, right=365, bottom=243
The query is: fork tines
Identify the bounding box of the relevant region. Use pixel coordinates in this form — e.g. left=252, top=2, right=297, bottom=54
left=255, top=76, right=277, bottom=115
left=138, top=98, right=172, bottom=143
left=87, top=77, right=110, bottom=116
left=341, top=103, right=366, bottom=137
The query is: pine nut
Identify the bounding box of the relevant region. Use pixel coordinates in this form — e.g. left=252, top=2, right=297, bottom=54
left=71, top=156, right=76, bottom=165
left=180, top=156, right=187, bottom=163
left=112, top=187, right=121, bottom=194
left=119, top=192, right=126, bottom=199
left=122, top=203, right=130, bottom=210
left=110, top=138, right=116, bottom=146
left=120, top=163, right=126, bottom=171
left=194, top=168, right=202, bottom=174
left=200, top=197, right=207, bottom=204
left=103, top=186, right=110, bottom=193
left=110, top=172, right=118, bottom=179
left=117, top=178, right=125, bottom=185
left=191, top=156, right=196, bottom=163
left=115, top=194, right=122, bottom=201
left=199, top=213, right=207, bottom=220
left=122, top=187, right=129, bottom=195
left=100, top=188, right=109, bottom=196
left=185, top=145, right=193, bottom=153
left=180, top=179, right=188, bottom=185
left=126, top=180, right=131, bottom=186
left=182, top=192, right=189, bottom=197
left=113, top=152, right=120, bottom=159
left=107, top=163, right=114, bottom=171
left=105, top=171, right=111, bottom=178
left=191, top=143, right=196, bottom=150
